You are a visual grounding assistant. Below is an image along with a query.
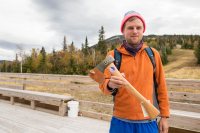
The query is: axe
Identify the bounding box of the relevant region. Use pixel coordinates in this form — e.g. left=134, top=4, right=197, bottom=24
left=89, top=55, right=160, bottom=119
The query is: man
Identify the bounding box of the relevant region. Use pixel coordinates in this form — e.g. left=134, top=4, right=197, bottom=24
left=99, top=11, right=170, bottom=133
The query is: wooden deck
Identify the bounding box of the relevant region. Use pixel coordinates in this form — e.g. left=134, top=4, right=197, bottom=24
left=0, top=101, right=110, bottom=133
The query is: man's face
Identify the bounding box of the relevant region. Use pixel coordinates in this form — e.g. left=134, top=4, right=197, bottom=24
left=123, top=17, right=144, bottom=47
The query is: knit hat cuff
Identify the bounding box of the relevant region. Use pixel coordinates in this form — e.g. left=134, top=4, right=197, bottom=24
left=120, top=11, right=146, bottom=33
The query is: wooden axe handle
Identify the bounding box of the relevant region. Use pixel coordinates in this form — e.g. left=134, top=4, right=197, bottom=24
left=108, top=63, right=160, bottom=119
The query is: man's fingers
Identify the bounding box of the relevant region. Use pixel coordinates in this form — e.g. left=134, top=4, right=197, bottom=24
left=108, top=77, right=125, bottom=88
left=121, top=73, right=125, bottom=77
left=109, top=83, right=122, bottom=89
left=108, top=74, right=126, bottom=88
left=159, top=120, right=168, bottom=133
left=89, top=70, right=95, bottom=74
left=109, top=78, right=124, bottom=85
left=110, top=76, right=125, bottom=82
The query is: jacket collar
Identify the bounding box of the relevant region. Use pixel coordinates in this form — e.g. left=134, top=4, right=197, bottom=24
left=116, top=42, right=148, bottom=56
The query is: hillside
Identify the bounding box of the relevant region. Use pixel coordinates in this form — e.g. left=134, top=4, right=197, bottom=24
left=164, top=48, right=200, bottom=79
left=0, top=60, right=5, bottom=64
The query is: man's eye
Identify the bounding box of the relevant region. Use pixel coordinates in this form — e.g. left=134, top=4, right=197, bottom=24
left=128, top=27, right=134, bottom=30
left=137, top=27, right=142, bottom=30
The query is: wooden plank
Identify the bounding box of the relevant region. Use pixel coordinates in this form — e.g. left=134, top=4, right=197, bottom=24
left=59, top=102, right=67, bottom=116
left=31, top=100, right=36, bottom=109
left=79, top=100, right=200, bottom=114
left=0, top=84, right=23, bottom=90
left=170, top=101, right=200, bottom=113
left=169, top=91, right=200, bottom=103
left=0, top=78, right=93, bottom=90
left=35, top=106, right=60, bottom=115
left=6, top=101, right=61, bottom=116
left=0, top=91, right=63, bottom=106
left=169, top=127, right=199, bottom=133
left=170, top=110, right=200, bottom=132
left=10, top=96, right=14, bottom=105
left=0, top=87, right=74, bottom=116
left=0, top=101, right=110, bottom=133
left=166, top=78, right=200, bottom=89
left=171, top=109, right=200, bottom=119
left=0, top=72, right=92, bottom=82
left=0, top=118, right=45, bottom=133
left=0, top=87, right=73, bottom=102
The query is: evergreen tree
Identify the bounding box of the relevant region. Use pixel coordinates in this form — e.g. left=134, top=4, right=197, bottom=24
left=85, top=36, right=89, bottom=49
left=7, top=63, right=12, bottom=72
left=30, top=48, right=39, bottom=73
left=111, top=44, right=116, bottom=50
left=161, top=47, right=168, bottom=65
left=53, top=48, right=56, bottom=56
left=2, top=61, right=7, bottom=72
left=12, top=54, right=20, bottom=72
left=68, top=41, right=75, bottom=53
left=99, top=26, right=105, bottom=41
left=66, top=41, right=76, bottom=74
left=96, top=26, right=107, bottom=55
left=38, top=46, right=47, bottom=73
left=194, top=40, right=200, bottom=64
left=83, top=36, right=89, bottom=55
left=63, top=36, right=67, bottom=51
left=81, top=43, right=84, bottom=52
left=15, top=54, right=18, bottom=61
left=50, top=48, right=59, bottom=73
left=166, top=46, right=172, bottom=55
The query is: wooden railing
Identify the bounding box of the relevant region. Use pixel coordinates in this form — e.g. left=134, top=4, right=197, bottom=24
left=166, top=78, right=200, bottom=89
left=0, top=72, right=199, bottom=132
left=0, top=72, right=200, bottom=91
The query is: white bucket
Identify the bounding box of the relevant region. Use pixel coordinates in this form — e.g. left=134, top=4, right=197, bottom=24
left=68, top=101, right=79, bottom=117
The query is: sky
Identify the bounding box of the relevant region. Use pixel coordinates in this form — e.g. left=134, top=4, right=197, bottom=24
left=0, top=0, right=200, bottom=61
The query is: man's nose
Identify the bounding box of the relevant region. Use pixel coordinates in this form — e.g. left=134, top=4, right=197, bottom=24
left=132, top=28, right=137, bottom=33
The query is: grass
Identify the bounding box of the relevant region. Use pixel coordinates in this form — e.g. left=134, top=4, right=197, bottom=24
left=25, top=84, right=113, bottom=103
left=164, top=49, right=200, bottom=79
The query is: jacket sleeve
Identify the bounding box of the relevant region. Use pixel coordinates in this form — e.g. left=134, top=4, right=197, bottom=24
left=99, top=51, right=115, bottom=95
left=153, top=48, right=170, bottom=118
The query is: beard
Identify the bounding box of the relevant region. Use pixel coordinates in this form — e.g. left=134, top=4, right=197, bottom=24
left=126, top=38, right=142, bottom=48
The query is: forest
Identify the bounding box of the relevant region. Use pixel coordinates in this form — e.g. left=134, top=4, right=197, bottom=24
left=1, top=26, right=200, bottom=75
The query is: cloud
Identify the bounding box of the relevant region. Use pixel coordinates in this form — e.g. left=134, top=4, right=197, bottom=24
left=32, top=0, right=130, bottom=46
left=1, top=0, right=200, bottom=61
left=167, top=0, right=200, bottom=9
left=32, top=0, right=98, bottom=46
left=0, top=39, right=43, bottom=50
left=0, top=39, right=44, bottom=60
left=0, top=48, right=16, bottom=61
left=0, top=40, right=18, bottom=50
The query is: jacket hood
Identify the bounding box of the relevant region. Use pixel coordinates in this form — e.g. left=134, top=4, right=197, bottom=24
left=116, top=42, right=149, bottom=56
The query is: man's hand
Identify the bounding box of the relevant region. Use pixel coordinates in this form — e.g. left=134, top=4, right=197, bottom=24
left=159, top=117, right=169, bottom=133
left=108, top=73, right=125, bottom=89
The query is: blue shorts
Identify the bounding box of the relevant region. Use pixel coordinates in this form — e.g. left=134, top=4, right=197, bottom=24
left=109, top=117, right=158, bottom=133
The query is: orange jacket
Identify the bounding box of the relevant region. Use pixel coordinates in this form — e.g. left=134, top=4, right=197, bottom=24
left=99, top=43, right=170, bottom=120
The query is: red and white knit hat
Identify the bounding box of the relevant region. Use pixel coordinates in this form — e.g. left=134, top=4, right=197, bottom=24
left=120, top=11, right=146, bottom=33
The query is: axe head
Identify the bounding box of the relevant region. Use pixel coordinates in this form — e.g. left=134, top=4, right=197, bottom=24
left=89, top=55, right=115, bottom=84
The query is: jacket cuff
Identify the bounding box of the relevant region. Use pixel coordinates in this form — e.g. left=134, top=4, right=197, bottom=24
left=107, top=85, right=114, bottom=91
left=100, top=79, right=113, bottom=95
